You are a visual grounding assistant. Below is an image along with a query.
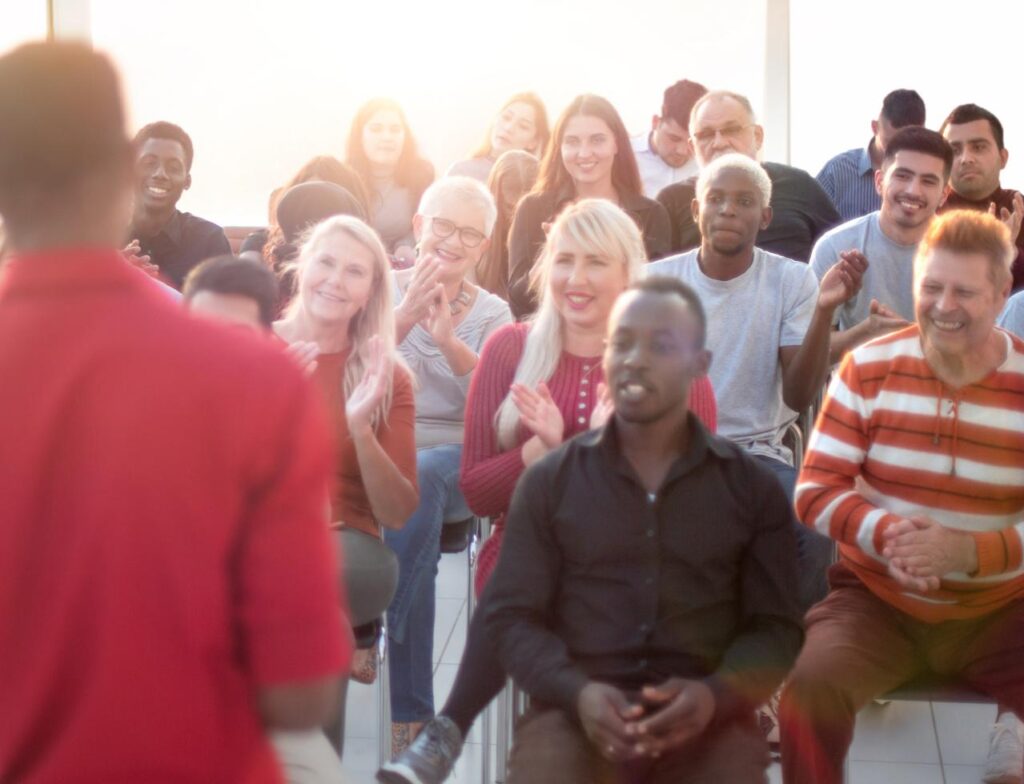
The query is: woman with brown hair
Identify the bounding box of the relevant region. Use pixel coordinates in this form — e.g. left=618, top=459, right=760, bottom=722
left=346, top=98, right=435, bottom=266
left=447, top=92, right=549, bottom=183
left=473, top=149, right=540, bottom=299
left=506, top=94, right=671, bottom=318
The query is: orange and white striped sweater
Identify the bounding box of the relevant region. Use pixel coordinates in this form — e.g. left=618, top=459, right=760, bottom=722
left=796, top=325, right=1024, bottom=622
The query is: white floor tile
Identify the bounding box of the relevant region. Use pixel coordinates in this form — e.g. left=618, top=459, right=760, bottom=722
left=849, top=761, right=944, bottom=783
left=344, top=679, right=379, bottom=740
left=849, top=700, right=940, bottom=764
left=932, top=701, right=997, bottom=766
left=942, top=763, right=989, bottom=784
left=440, top=603, right=468, bottom=666
left=433, top=597, right=464, bottom=667
left=436, top=551, right=470, bottom=600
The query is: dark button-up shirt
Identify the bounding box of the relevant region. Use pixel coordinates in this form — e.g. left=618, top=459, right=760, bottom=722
left=130, top=209, right=231, bottom=290
left=484, top=415, right=804, bottom=725
left=657, top=161, right=840, bottom=262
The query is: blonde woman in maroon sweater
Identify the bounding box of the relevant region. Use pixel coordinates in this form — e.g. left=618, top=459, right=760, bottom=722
left=379, top=199, right=716, bottom=784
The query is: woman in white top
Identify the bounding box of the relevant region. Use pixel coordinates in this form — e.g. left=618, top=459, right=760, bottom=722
left=387, top=176, right=512, bottom=754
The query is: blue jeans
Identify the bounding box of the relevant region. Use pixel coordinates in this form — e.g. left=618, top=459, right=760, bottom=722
left=384, top=443, right=470, bottom=723
left=753, top=454, right=833, bottom=612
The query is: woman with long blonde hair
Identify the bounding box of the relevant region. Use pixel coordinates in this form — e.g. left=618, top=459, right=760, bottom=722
left=274, top=214, right=419, bottom=754
left=379, top=199, right=716, bottom=783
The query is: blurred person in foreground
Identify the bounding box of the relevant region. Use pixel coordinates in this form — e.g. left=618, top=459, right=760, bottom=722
left=0, top=42, right=348, bottom=784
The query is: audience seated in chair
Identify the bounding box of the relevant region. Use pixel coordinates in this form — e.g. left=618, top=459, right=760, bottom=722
left=629, top=78, right=707, bottom=198
left=484, top=276, right=804, bottom=784
left=647, top=152, right=864, bottom=610
left=810, top=127, right=952, bottom=363
left=385, top=176, right=513, bottom=756
left=779, top=211, right=1024, bottom=784
left=126, top=120, right=231, bottom=290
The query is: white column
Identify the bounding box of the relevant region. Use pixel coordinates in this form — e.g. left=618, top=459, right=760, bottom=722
left=762, top=0, right=790, bottom=164
left=50, top=0, right=91, bottom=43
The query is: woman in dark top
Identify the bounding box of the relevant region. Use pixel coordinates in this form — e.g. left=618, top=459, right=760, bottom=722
left=506, top=94, right=671, bottom=318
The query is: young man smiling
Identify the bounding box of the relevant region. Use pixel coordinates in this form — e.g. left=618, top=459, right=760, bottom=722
left=810, top=126, right=953, bottom=362
left=484, top=277, right=804, bottom=783
left=128, top=121, right=230, bottom=290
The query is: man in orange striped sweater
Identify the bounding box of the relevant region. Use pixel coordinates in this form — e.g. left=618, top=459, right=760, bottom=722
left=778, top=210, right=1024, bottom=784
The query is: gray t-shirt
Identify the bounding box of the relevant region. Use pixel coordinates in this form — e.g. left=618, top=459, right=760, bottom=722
left=810, top=211, right=916, bottom=330
left=998, top=290, right=1024, bottom=339
left=646, top=248, right=818, bottom=464
left=393, top=276, right=513, bottom=448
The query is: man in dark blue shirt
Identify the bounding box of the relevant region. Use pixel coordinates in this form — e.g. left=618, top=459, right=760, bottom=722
left=128, top=121, right=230, bottom=290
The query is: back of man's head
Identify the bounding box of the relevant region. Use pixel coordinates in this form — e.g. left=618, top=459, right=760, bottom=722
left=940, top=103, right=1005, bottom=150
left=0, top=42, right=131, bottom=242
left=661, top=80, right=708, bottom=129
left=880, top=89, right=926, bottom=129
left=183, top=255, right=279, bottom=330
left=882, top=126, right=953, bottom=178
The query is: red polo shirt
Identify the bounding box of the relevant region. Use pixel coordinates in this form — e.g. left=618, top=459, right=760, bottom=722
left=0, top=249, right=349, bottom=783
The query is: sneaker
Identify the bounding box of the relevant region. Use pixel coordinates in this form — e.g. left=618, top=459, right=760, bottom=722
left=377, top=716, right=463, bottom=784
left=982, top=715, right=1024, bottom=784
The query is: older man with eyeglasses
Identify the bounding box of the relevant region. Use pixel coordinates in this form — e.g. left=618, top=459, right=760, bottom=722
left=656, top=90, right=840, bottom=262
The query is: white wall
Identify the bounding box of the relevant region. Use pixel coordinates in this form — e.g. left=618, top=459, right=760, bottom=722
left=790, top=0, right=1022, bottom=185
left=86, top=0, right=767, bottom=226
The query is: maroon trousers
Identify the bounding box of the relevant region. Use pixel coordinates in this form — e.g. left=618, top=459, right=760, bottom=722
left=779, top=566, right=1024, bottom=784
left=506, top=705, right=769, bottom=784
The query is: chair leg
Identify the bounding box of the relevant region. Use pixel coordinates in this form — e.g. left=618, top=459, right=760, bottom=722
left=377, top=623, right=391, bottom=770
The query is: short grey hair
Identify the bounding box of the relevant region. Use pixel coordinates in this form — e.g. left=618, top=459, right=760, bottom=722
left=696, top=152, right=772, bottom=206
left=689, top=89, right=758, bottom=130
left=417, top=175, right=498, bottom=237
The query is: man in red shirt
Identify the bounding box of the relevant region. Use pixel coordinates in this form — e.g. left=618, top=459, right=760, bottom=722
left=0, top=42, right=349, bottom=784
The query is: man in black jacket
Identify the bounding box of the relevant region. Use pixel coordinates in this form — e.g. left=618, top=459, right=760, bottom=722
left=657, top=90, right=839, bottom=261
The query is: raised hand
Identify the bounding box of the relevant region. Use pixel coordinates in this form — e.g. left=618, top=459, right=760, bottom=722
left=989, top=192, right=1024, bottom=243
left=511, top=381, right=565, bottom=448
left=396, top=255, right=443, bottom=328
left=422, top=283, right=454, bottom=348
left=284, top=340, right=319, bottom=377
left=865, top=298, right=911, bottom=338
left=818, top=250, right=867, bottom=312
left=122, top=240, right=159, bottom=279
left=345, top=335, right=391, bottom=437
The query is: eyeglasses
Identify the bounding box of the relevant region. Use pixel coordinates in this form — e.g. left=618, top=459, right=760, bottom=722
left=429, top=217, right=487, bottom=248
left=690, top=124, right=754, bottom=145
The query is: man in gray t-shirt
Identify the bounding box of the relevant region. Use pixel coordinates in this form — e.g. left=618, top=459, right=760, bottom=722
left=647, top=152, right=864, bottom=609
left=809, top=127, right=954, bottom=362
left=999, top=290, right=1024, bottom=338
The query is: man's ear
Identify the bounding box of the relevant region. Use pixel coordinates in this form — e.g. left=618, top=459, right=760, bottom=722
left=875, top=167, right=884, bottom=197
left=690, top=196, right=700, bottom=225
left=651, top=114, right=660, bottom=133
left=760, top=205, right=773, bottom=231
left=753, top=124, right=765, bottom=152
left=183, top=172, right=192, bottom=191
left=1000, top=147, right=1009, bottom=170
left=871, top=119, right=879, bottom=137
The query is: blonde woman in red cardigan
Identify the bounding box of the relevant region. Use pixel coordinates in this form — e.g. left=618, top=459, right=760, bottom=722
left=379, top=199, right=716, bottom=784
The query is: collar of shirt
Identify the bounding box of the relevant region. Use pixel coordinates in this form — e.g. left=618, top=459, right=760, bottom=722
left=0, top=247, right=137, bottom=298
left=582, top=412, right=736, bottom=489
left=630, top=130, right=654, bottom=156
left=858, top=141, right=875, bottom=176
left=132, top=209, right=184, bottom=249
